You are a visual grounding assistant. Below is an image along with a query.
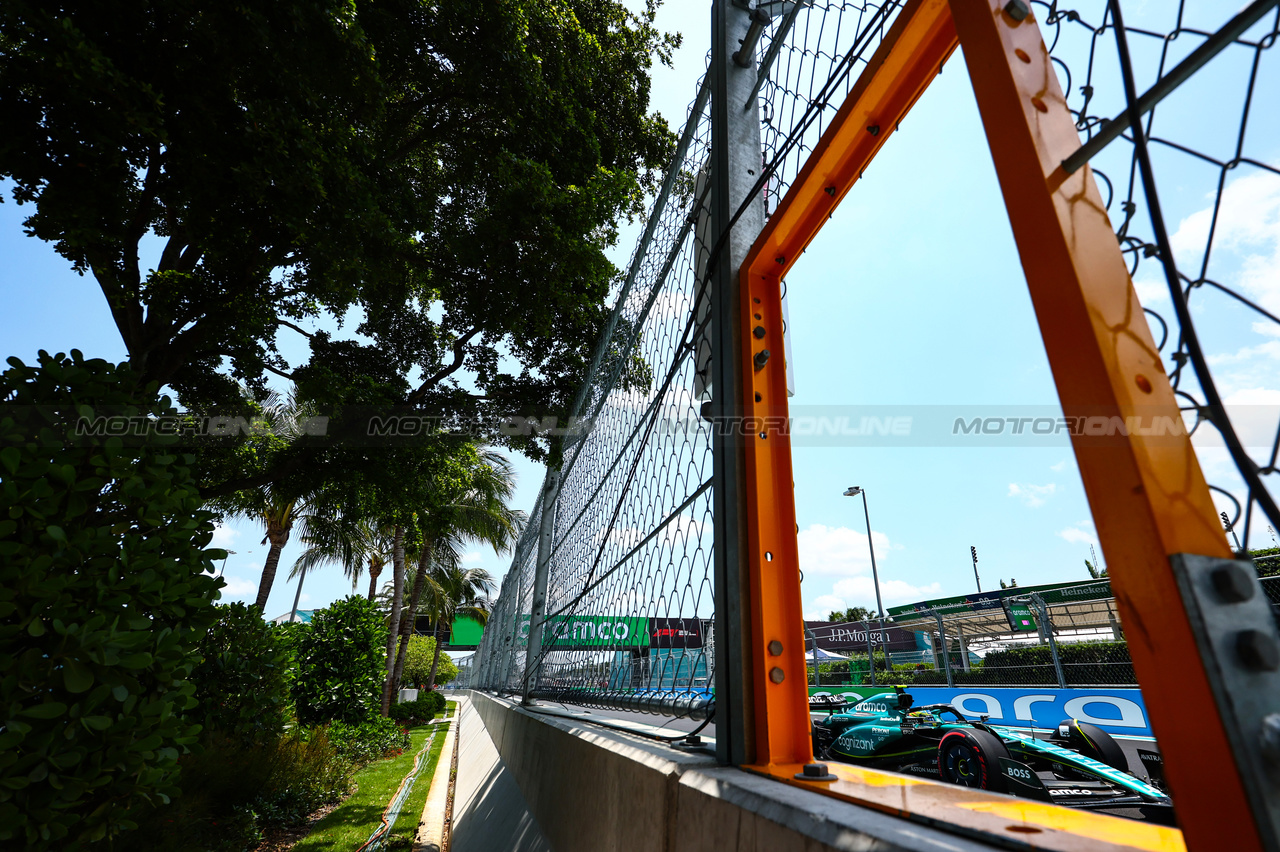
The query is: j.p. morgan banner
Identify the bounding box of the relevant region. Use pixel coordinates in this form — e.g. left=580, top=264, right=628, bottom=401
left=808, top=686, right=1153, bottom=737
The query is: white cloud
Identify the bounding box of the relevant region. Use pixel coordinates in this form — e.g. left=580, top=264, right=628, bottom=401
left=462, top=552, right=482, bottom=564
left=831, top=576, right=942, bottom=606
left=1167, top=170, right=1280, bottom=317
left=1132, top=276, right=1169, bottom=305
left=219, top=575, right=257, bottom=598
left=1058, top=524, right=1098, bottom=547
left=1050, top=459, right=1068, bottom=473
left=210, top=523, right=239, bottom=550
left=1008, top=482, right=1056, bottom=507
left=797, top=523, right=892, bottom=576
left=1253, top=322, right=1280, bottom=338
left=805, top=593, right=848, bottom=621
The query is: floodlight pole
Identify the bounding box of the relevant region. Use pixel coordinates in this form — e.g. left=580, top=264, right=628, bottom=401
left=845, top=487, right=885, bottom=682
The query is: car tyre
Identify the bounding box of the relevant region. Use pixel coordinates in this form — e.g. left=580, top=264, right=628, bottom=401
left=1064, top=720, right=1128, bottom=772
left=937, top=729, right=1010, bottom=792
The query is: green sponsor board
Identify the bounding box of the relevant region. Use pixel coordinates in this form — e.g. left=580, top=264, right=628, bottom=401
left=1003, top=600, right=1038, bottom=632
left=518, top=614, right=649, bottom=648
left=449, top=614, right=486, bottom=646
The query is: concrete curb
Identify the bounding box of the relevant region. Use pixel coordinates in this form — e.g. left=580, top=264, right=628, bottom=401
left=413, top=704, right=460, bottom=852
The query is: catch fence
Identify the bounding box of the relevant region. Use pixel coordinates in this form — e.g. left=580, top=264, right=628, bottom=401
left=462, top=3, right=1279, bottom=846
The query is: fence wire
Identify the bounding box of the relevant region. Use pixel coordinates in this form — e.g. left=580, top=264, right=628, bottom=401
left=470, top=74, right=718, bottom=718
left=1037, top=0, right=1280, bottom=547
left=467, top=0, right=1279, bottom=723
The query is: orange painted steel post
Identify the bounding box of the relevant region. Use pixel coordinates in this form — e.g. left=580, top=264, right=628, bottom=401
left=748, top=0, right=959, bottom=277
left=736, top=0, right=960, bottom=774
left=948, top=1, right=1255, bottom=849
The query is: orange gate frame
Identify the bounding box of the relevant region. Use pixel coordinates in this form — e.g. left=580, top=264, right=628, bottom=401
left=736, top=0, right=1253, bottom=850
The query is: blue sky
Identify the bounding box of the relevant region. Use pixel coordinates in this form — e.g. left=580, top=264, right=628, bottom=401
left=3, top=1, right=1277, bottom=626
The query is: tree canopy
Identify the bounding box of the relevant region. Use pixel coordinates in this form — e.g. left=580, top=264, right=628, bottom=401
left=0, top=0, right=679, bottom=486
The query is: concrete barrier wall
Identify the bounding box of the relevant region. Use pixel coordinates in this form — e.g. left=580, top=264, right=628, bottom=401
left=468, top=691, right=997, bottom=852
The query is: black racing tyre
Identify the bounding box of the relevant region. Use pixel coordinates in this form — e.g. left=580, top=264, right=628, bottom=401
left=937, top=729, right=1010, bottom=793
left=1064, top=720, right=1127, bottom=772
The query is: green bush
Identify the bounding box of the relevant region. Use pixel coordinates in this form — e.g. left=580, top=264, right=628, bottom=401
left=0, top=352, right=224, bottom=849
left=872, top=640, right=1137, bottom=686
left=328, top=717, right=411, bottom=766
left=255, top=727, right=354, bottom=824
left=422, top=689, right=446, bottom=716
left=191, top=602, right=294, bottom=740
left=388, top=690, right=446, bottom=725
left=125, top=728, right=352, bottom=851
left=291, top=596, right=387, bottom=725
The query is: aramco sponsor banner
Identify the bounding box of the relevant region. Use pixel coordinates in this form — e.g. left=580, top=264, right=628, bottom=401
left=806, top=685, right=1153, bottom=738
left=517, top=615, right=649, bottom=648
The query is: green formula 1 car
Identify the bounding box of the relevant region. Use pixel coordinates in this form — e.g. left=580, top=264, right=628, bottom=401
left=810, top=688, right=1174, bottom=823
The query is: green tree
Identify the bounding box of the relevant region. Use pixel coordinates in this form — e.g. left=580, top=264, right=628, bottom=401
left=0, top=0, right=680, bottom=488
left=826, top=606, right=874, bottom=623
left=0, top=352, right=224, bottom=849
left=386, top=447, right=516, bottom=705
left=401, top=635, right=459, bottom=689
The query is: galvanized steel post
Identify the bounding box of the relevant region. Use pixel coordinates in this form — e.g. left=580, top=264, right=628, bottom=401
left=710, top=0, right=768, bottom=767
left=1031, top=594, right=1066, bottom=689
left=522, top=471, right=561, bottom=705
left=933, top=610, right=953, bottom=689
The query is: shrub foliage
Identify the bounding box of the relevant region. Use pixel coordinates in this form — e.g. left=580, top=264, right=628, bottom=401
left=190, top=602, right=294, bottom=740
left=291, top=596, right=386, bottom=725
left=0, top=352, right=224, bottom=848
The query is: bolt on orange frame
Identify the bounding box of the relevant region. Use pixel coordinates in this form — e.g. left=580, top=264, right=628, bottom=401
left=735, top=0, right=1257, bottom=849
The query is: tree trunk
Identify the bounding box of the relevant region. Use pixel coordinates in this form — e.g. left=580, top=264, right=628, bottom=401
left=367, top=557, right=383, bottom=601
left=253, top=520, right=289, bottom=612
left=427, top=619, right=445, bottom=689
left=392, top=548, right=431, bottom=695
left=381, top=525, right=406, bottom=715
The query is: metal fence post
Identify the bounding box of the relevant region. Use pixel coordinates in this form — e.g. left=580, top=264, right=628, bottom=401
left=522, top=471, right=560, bottom=705
left=710, top=0, right=767, bottom=767
left=933, top=611, right=953, bottom=688
left=1032, top=594, right=1066, bottom=688
left=865, top=624, right=874, bottom=685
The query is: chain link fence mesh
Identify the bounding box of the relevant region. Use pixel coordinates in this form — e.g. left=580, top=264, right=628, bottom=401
left=464, top=0, right=1278, bottom=722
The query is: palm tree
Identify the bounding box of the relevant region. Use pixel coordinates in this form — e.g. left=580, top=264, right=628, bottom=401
left=290, top=514, right=396, bottom=600
left=384, top=448, right=520, bottom=706
left=208, top=389, right=315, bottom=612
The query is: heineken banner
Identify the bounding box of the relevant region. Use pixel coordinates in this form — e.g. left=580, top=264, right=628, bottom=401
left=887, top=578, right=1113, bottom=621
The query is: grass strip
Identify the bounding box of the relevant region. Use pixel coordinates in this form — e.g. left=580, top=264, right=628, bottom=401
left=292, top=723, right=447, bottom=852
left=384, top=716, right=452, bottom=849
